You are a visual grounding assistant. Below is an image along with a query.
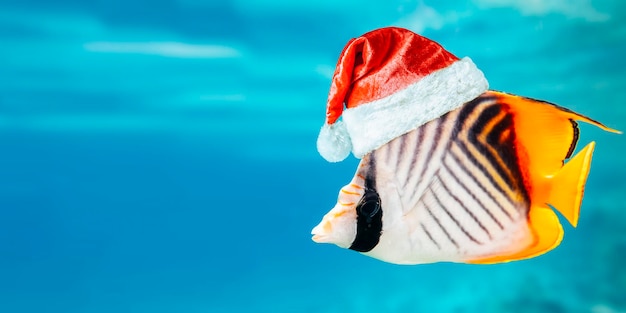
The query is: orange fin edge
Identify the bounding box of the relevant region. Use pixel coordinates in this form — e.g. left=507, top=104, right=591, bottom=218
left=487, top=90, right=621, bottom=134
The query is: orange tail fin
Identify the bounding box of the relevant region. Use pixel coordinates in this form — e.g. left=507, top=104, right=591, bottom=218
left=546, top=141, right=596, bottom=227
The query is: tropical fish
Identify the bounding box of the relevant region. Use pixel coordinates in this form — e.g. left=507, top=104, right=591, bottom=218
left=311, top=91, right=619, bottom=264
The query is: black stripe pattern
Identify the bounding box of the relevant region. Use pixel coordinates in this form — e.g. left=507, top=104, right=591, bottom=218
left=363, top=93, right=531, bottom=259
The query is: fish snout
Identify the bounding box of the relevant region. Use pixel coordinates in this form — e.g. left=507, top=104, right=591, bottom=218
left=311, top=218, right=333, bottom=243
left=311, top=205, right=357, bottom=248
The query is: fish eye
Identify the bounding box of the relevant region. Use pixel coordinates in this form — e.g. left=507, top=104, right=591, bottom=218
left=358, top=190, right=380, bottom=218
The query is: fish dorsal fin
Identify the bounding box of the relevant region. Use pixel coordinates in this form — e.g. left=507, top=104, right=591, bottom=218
left=489, top=91, right=618, bottom=215
left=467, top=92, right=617, bottom=264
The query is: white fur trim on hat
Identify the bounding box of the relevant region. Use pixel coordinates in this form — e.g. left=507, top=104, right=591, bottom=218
left=342, top=57, right=488, bottom=158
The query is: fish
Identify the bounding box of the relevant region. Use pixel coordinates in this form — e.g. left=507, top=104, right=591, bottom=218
left=311, top=90, right=620, bottom=265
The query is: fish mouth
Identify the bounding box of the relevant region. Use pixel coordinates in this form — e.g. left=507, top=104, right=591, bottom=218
left=311, top=223, right=329, bottom=243
left=311, top=233, right=324, bottom=243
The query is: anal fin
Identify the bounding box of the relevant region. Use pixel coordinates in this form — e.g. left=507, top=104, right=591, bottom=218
left=467, top=206, right=564, bottom=264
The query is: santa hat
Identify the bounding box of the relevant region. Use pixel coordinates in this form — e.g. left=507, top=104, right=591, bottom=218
left=317, top=27, right=489, bottom=162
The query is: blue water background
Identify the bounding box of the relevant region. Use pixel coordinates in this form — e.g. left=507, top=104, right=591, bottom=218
left=1, top=1, right=625, bottom=312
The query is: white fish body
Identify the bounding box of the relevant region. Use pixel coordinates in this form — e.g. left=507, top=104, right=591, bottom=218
left=312, top=91, right=619, bottom=265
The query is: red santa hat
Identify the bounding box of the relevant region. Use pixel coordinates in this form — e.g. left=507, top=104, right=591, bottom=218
left=317, top=27, right=489, bottom=162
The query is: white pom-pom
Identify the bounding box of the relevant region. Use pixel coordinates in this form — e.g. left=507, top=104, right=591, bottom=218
left=316, top=120, right=352, bottom=162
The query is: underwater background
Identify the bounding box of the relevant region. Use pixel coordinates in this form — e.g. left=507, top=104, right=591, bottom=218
left=1, top=0, right=625, bottom=312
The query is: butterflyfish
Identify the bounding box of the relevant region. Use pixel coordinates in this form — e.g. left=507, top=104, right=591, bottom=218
left=311, top=91, right=619, bottom=264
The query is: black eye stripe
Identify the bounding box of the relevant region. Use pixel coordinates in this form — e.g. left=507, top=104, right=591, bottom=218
left=349, top=187, right=383, bottom=252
